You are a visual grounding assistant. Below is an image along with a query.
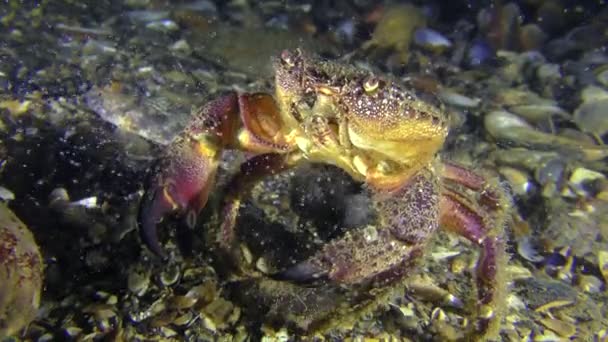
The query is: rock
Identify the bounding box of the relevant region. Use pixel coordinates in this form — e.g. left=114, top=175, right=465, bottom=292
left=574, top=97, right=608, bottom=137
left=0, top=203, right=43, bottom=337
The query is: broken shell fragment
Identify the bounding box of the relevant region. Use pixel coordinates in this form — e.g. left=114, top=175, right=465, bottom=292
left=438, top=88, right=481, bottom=108
left=431, top=249, right=461, bottom=261
left=256, top=257, right=271, bottom=274
left=484, top=110, right=534, bottom=137
left=484, top=111, right=608, bottom=160
left=534, top=300, right=574, bottom=313
left=517, top=236, right=544, bottom=263
left=168, top=295, right=198, bottom=310
left=507, top=265, right=532, bottom=280
left=507, top=104, right=569, bottom=124
left=499, top=166, right=534, bottom=196
left=538, top=318, right=577, bottom=338
left=127, top=266, right=150, bottom=297
left=159, top=264, right=181, bottom=287
left=407, top=275, right=464, bottom=308
left=200, top=297, right=239, bottom=331
left=173, top=311, right=194, bottom=326
left=569, top=167, right=605, bottom=186
left=577, top=274, right=603, bottom=293
left=599, top=250, right=608, bottom=283
left=430, top=307, right=447, bottom=321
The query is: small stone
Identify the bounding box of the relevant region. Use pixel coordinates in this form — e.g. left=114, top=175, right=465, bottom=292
left=536, top=63, right=561, bottom=84
left=574, top=98, right=608, bottom=137
left=0, top=186, right=15, bottom=201
left=256, top=257, right=270, bottom=274
left=595, top=66, right=608, bottom=87
left=106, top=295, right=118, bottom=305
left=146, top=20, right=179, bottom=32
left=170, top=39, right=191, bottom=54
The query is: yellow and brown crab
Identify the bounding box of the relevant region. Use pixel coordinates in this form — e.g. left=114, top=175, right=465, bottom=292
left=138, top=49, right=511, bottom=339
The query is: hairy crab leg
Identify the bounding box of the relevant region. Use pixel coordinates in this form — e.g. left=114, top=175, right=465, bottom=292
left=439, top=165, right=510, bottom=339
left=443, top=161, right=503, bottom=210
left=138, top=92, right=295, bottom=258
left=274, top=168, right=440, bottom=286
left=442, top=162, right=486, bottom=190
left=217, top=152, right=302, bottom=268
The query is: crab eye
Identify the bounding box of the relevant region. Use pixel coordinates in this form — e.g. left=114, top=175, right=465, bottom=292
left=363, top=76, right=379, bottom=94
left=280, top=50, right=295, bottom=68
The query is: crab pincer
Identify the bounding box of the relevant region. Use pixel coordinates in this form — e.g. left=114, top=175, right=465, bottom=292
left=138, top=93, right=241, bottom=258
left=138, top=92, right=294, bottom=258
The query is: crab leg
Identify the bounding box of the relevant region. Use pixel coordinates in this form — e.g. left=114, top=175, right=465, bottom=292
left=439, top=165, right=510, bottom=338
left=443, top=161, right=503, bottom=210
left=138, top=92, right=295, bottom=258
left=217, top=152, right=302, bottom=266
left=138, top=94, right=238, bottom=258
left=274, top=168, right=440, bottom=286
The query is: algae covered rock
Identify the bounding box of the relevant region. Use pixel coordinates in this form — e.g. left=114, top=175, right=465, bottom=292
left=0, top=203, right=43, bottom=337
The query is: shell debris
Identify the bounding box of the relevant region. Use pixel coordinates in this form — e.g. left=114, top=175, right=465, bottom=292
left=537, top=317, right=577, bottom=339
left=599, top=250, right=608, bottom=283
left=534, top=300, right=575, bottom=315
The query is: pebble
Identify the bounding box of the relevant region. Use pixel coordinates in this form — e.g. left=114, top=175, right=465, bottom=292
left=0, top=186, right=15, bottom=201
left=595, top=66, right=608, bottom=87
left=574, top=98, right=608, bottom=137
left=499, top=166, right=534, bottom=196
left=413, top=27, right=452, bottom=51
left=127, top=10, right=170, bottom=23
left=169, top=39, right=192, bottom=54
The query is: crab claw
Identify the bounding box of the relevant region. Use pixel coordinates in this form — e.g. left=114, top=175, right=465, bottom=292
left=138, top=178, right=174, bottom=259
left=274, top=170, right=438, bottom=286
left=138, top=91, right=296, bottom=258
left=138, top=135, right=220, bottom=258
left=138, top=93, right=245, bottom=258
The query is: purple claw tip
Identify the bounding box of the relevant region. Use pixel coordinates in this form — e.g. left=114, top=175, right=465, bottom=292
left=138, top=188, right=170, bottom=260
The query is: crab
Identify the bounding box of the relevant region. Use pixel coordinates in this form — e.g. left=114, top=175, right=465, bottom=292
left=138, top=49, right=511, bottom=340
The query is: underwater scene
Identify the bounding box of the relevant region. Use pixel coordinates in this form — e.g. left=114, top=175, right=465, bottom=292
left=1, top=0, right=608, bottom=341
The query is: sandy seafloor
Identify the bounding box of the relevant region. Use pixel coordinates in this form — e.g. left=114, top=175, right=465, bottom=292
left=1, top=1, right=608, bottom=341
